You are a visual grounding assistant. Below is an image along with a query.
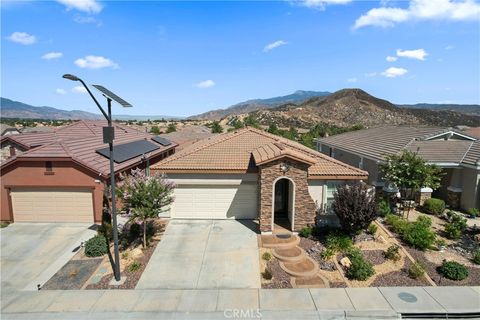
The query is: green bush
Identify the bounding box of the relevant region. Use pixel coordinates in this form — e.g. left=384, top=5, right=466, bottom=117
left=423, top=198, right=445, bottom=216
left=84, top=235, right=108, bottom=257
left=467, top=208, right=479, bottom=218
left=472, top=250, right=480, bottom=265
left=367, top=223, right=378, bottom=235
left=299, top=226, right=313, bottom=238
left=403, top=216, right=436, bottom=250
left=345, top=249, right=375, bottom=281
left=444, top=213, right=467, bottom=240
left=384, top=244, right=401, bottom=262
left=128, top=261, right=141, bottom=272
left=378, top=199, right=392, bottom=217
left=320, top=248, right=335, bottom=260
left=385, top=214, right=409, bottom=235
left=262, top=269, right=272, bottom=280
left=262, top=252, right=272, bottom=261
left=408, top=262, right=425, bottom=279
left=325, top=232, right=353, bottom=253
left=129, top=223, right=142, bottom=241
left=438, top=260, right=469, bottom=281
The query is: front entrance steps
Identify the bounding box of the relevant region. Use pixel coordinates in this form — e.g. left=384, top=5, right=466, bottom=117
left=260, top=234, right=329, bottom=288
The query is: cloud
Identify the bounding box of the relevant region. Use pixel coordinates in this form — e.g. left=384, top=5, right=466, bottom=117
left=195, top=80, right=215, bottom=89
left=347, top=77, right=357, bottom=83
left=364, top=72, right=377, bottom=77
left=294, top=0, right=352, bottom=10
left=73, top=15, right=102, bottom=26
left=354, top=0, right=480, bottom=29
left=264, top=40, right=288, bottom=52
left=381, top=67, right=408, bottom=78
left=6, top=32, right=36, bottom=45
left=445, top=44, right=454, bottom=50
left=386, top=55, right=398, bottom=62
left=42, top=52, right=63, bottom=60
left=74, top=55, right=119, bottom=69
left=72, top=86, right=87, bottom=93
left=56, top=88, right=67, bottom=95
left=396, top=48, right=428, bottom=60
left=56, top=0, right=102, bottom=14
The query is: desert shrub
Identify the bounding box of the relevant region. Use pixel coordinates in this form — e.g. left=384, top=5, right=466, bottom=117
left=320, top=248, right=335, bottom=260
left=384, top=244, right=401, bottom=262
left=435, top=239, right=446, bottom=250
left=345, top=249, right=375, bottom=281
left=325, top=232, right=353, bottom=253
left=367, top=223, right=378, bottom=235
left=262, top=269, right=273, bottom=280
left=444, top=213, right=467, bottom=240
left=438, top=260, right=469, bottom=281
left=408, top=262, right=425, bottom=279
left=332, top=183, right=377, bottom=235
left=403, top=216, right=436, bottom=250
left=423, top=198, right=445, bottom=216
left=85, top=235, right=108, bottom=257
left=128, top=261, right=141, bottom=272
left=262, top=252, right=272, bottom=261
left=378, top=199, right=392, bottom=217
left=299, top=226, right=313, bottom=238
left=467, top=208, right=479, bottom=218
left=385, top=214, right=409, bottom=235
left=121, top=252, right=129, bottom=259
left=472, top=250, right=480, bottom=265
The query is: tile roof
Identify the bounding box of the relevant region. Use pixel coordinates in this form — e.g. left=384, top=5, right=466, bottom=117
left=318, top=126, right=480, bottom=167
left=152, top=127, right=367, bottom=178
left=462, top=141, right=480, bottom=166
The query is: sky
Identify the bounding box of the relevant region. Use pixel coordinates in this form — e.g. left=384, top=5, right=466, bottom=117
left=1, top=0, right=480, bottom=117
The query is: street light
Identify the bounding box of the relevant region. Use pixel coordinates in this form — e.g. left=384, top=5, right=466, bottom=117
left=63, top=74, right=132, bottom=282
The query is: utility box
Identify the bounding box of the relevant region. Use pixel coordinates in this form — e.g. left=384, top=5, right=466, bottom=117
left=103, top=126, right=115, bottom=144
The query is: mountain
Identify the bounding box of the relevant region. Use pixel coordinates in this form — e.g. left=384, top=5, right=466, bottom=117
left=0, top=98, right=182, bottom=120
left=189, top=90, right=330, bottom=120
left=243, top=89, right=480, bottom=128
left=399, top=103, right=480, bottom=116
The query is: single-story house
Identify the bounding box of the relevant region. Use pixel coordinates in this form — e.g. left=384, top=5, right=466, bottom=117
left=1, top=120, right=177, bottom=223
left=0, top=124, right=20, bottom=137
left=316, top=126, right=480, bottom=210
left=151, top=127, right=367, bottom=233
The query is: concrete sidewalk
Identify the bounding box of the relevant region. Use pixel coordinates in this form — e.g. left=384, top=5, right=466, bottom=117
left=2, top=286, right=479, bottom=319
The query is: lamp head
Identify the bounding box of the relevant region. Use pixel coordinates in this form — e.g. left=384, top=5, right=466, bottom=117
left=62, top=74, right=80, bottom=81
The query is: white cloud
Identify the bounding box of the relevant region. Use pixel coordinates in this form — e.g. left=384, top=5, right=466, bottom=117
left=56, top=0, right=102, bottom=14
left=364, top=72, right=377, bottom=77
left=396, top=48, right=428, bottom=60
left=264, top=40, right=288, bottom=52
left=6, top=32, right=36, bottom=45
left=195, top=80, right=215, bottom=89
left=354, top=0, right=480, bottom=29
left=74, top=55, right=119, bottom=69
left=42, top=52, right=63, bottom=60
left=73, top=15, right=101, bottom=26
left=386, top=55, right=398, bottom=62
left=295, top=0, right=352, bottom=10
left=381, top=67, right=408, bottom=78
left=347, top=77, right=357, bottom=83
left=445, top=44, right=454, bottom=50
left=72, top=86, right=87, bottom=93
left=56, top=88, right=67, bottom=95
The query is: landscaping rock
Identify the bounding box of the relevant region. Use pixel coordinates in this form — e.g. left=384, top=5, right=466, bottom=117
left=340, top=257, right=352, bottom=268
left=319, top=260, right=336, bottom=271
left=354, top=232, right=374, bottom=242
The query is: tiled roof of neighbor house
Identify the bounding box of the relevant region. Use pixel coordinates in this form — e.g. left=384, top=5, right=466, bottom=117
left=318, top=126, right=479, bottom=166
left=1, top=120, right=177, bottom=176
left=152, top=127, right=367, bottom=178
left=464, top=127, right=480, bottom=139
left=463, top=141, right=480, bottom=166
left=160, top=125, right=214, bottom=151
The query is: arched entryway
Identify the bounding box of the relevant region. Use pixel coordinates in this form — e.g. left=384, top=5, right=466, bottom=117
left=272, top=177, right=295, bottom=232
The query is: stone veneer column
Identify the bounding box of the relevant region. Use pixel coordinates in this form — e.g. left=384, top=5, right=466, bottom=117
left=415, top=187, right=433, bottom=206
left=447, top=186, right=462, bottom=209
left=258, top=159, right=317, bottom=233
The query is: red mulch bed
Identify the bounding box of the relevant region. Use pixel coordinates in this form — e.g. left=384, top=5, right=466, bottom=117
left=405, top=247, right=480, bottom=286
left=85, top=239, right=159, bottom=290
left=362, top=250, right=386, bottom=266
left=262, top=258, right=292, bottom=289
left=370, top=259, right=431, bottom=287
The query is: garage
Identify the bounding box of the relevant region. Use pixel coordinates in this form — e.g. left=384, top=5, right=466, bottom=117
left=171, top=183, right=258, bottom=219
left=10, top=188, right=94, bottom=223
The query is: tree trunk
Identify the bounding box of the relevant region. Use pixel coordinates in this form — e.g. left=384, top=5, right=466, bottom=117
left=143, top=218, right=147, bottom=248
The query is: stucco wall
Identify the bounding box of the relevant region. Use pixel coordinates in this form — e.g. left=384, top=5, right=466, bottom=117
left=461, top=168, right=480, bottom=209
left=307, top=180, right=324, bottom=208
left=1, top=161, right=104, bottom=222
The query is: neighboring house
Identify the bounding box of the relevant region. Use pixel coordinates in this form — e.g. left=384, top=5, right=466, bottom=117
left=316, top=126, right=480, bottom=210
left=152, top=127, right=367, bottom=233
left=160, top=125, right=214, bottom=151
left=0, top=124, right=20, bottom=136
left=0, top=120, right=176, bottom=223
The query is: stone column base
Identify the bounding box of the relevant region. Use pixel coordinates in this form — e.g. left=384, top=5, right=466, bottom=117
left=415, top=187, right=432, bottom=206
left=447, top=186, right=462, bottom=209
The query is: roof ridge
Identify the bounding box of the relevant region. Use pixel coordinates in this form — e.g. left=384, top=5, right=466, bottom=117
left=460, top=141, right=476, bottom=164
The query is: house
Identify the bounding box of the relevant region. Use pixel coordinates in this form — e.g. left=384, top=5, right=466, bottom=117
left=316, top=126, right=480, bottom=210
left=0, top=120, right=177, bottom=223
left=0, top=124, right=20, bottom=136
left=151, top=127, right=367, bottom=233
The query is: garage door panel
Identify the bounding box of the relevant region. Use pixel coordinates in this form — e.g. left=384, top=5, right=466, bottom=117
left=171, top=184, right=257, bottom=219
left=11, top=188, right=94, bottom=223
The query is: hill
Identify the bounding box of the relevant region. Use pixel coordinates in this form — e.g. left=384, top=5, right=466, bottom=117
left=399, top=103, right=480, bottom=116
left=189, top=90, right=330, bottom=120
left=243, top=89, right=480, bottom=128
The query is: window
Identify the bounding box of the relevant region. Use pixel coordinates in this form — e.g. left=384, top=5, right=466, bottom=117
left=45, top=161, right=53, bottom=172
left=325, top=181, right=342, bottom=213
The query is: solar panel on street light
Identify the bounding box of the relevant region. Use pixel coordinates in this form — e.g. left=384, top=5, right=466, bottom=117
left=92, top=85, right=133, bottom=108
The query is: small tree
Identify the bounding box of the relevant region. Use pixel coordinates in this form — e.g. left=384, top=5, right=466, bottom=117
left=118, top=169, right=175, bottom=247
left=380, top=150, right=443, bottom=218
left=332, top=183, right=377, bottom=235
left=243, top=114, right=261, bottom=129
left=166, top=123, right=177, bottom=133
left=150, top=125, right=161, bottom=135
left=211, top=120, right=223, bottom=133
left=231, top=117, right=244, bottom=129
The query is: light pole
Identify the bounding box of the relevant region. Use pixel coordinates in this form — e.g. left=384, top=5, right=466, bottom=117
left=63, top=74, right=131, bottom=282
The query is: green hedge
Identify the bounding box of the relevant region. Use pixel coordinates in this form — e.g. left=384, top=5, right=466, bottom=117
left=423, top=198, right=445, bottom=215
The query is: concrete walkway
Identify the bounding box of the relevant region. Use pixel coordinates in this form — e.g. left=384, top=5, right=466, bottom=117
left=136, top=220, right=260, bottom=289
left=2, top=287, right=479, bottom=319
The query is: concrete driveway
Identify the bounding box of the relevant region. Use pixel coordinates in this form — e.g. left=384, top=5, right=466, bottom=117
left=0, top=223, right=94, bottom=298
left=136, top=220, right=260, bottom=289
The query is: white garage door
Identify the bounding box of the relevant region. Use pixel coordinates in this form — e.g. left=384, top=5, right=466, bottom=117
left=10, top=188, right=94, bottom=223
left=171, top=184, right=258, bottom=219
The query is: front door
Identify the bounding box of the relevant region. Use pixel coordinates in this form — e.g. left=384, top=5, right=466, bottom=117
left=274, top=179, right=289, bottom=216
